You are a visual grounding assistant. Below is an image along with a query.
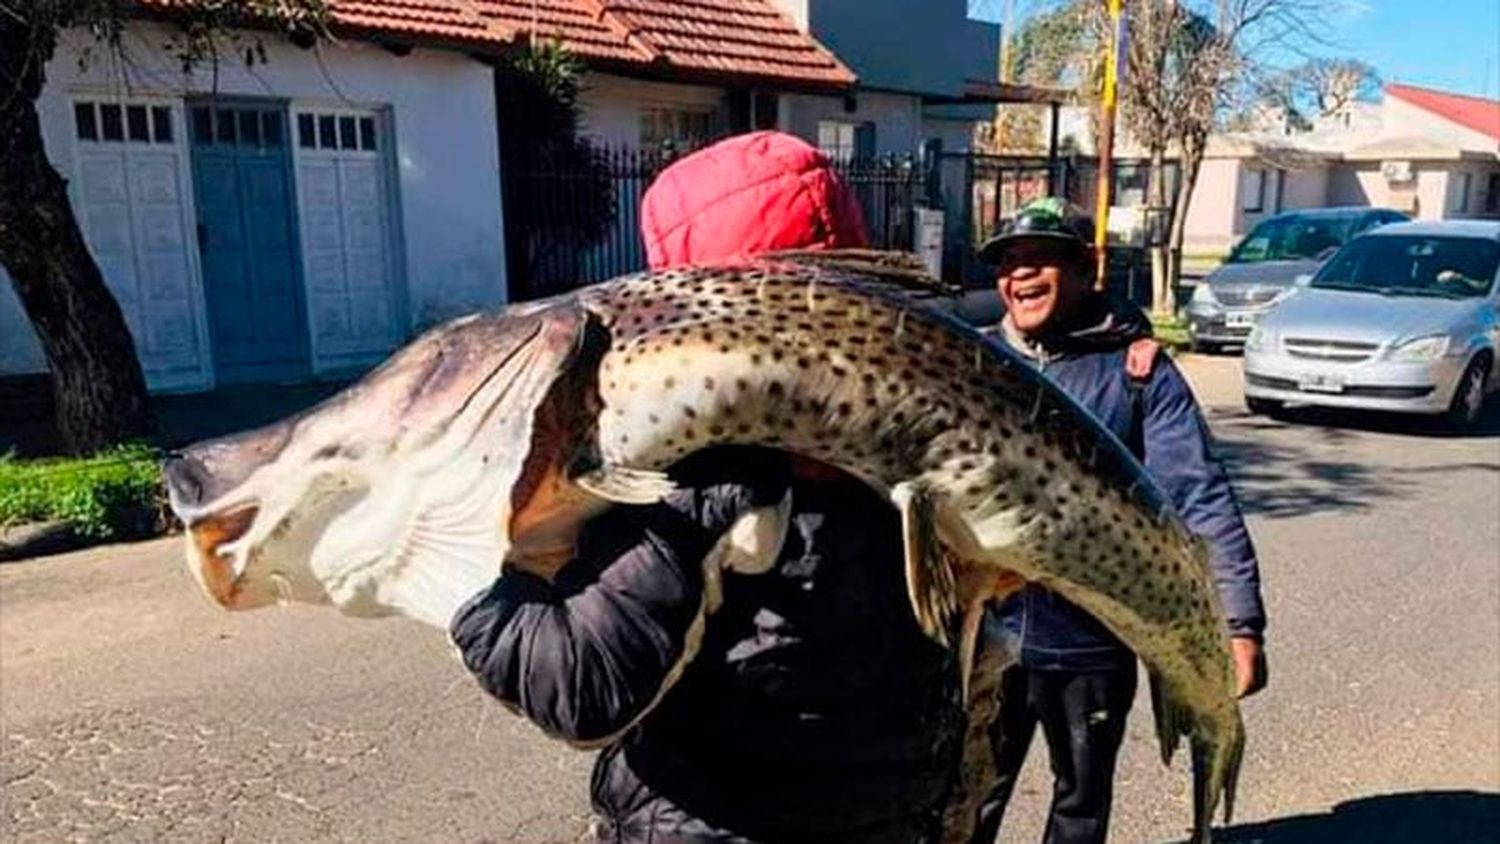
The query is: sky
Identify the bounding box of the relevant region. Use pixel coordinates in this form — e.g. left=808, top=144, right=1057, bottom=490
left=976, top=0, right=1500, bottom=101
left=1330, top=0, right=1500, bottom=99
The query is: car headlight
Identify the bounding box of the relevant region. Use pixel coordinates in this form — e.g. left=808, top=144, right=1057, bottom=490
left=1389, top=335, right=1450, bottom=361
left=1191, top=283, right=1218, bottom=306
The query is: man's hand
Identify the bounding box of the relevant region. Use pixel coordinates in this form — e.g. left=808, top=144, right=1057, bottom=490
left=1126, top=338, right=1162, bottom=381
left=1231, top=636, right=1267, bottom=698
left=504, top=545, right=575, bottom=582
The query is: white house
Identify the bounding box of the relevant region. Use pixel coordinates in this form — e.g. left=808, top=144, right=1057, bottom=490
left=1180, top=84, right=1500, bottom=255
left=0, top=8, right=508, bottom=393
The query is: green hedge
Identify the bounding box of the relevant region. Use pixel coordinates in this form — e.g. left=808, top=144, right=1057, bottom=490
left=0, top=445, right=166, bottom=539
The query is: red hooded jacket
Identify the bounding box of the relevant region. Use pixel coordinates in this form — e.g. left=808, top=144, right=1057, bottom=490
left=640, top=130, right=869, bottom=269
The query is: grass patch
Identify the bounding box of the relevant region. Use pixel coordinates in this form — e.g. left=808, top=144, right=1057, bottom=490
left=1151, top=315, right=1193, bottom=351
left=0, top=444, right=167, bottom=539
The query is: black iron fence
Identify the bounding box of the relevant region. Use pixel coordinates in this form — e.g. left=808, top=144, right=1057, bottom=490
left=505, top=143, right=1180, bottom=307
left=506, top=144, right=924, bottom=300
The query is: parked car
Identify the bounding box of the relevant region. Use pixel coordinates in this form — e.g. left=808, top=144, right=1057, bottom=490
left=1186, top=207, right=1410, bottom=352
left=1242, top=220, right=1500, bottom=428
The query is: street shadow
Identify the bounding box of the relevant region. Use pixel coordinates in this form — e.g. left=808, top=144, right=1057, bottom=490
left=1265, top=401, right=1500, bottom=440
left=1209, top=424, right=1402, bottom=519
left=1209, top=790, right=1500, bottom=843
left=1205, top=411, right=1499, bottom=519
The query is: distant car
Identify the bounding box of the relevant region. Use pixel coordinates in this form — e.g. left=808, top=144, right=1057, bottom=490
left=1242, top=220, right=1500, bottom=428
left=1186, top=207, right=1410, bottom=352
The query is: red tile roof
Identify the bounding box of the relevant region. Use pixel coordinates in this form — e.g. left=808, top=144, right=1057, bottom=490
left=140, top=0, right=854, bottom=88
left=597, top=0, right=853, bottom=86
left=334, top=0, right=507, bottom=46
left=1386, top=83, right=1500, bottom=143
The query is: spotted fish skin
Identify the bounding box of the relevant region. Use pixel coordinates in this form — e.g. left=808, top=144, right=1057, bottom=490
left=577, top=262, right=1242, bottom=843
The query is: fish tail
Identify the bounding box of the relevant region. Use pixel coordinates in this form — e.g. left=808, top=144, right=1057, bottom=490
left=1187, top=709, right=1246, bottom=844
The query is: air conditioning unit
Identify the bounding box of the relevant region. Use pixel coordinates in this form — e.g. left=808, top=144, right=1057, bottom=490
left=1381, top=160, right=1415, bottom=184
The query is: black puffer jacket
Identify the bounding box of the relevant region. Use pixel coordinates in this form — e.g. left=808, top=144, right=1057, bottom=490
left=451, top=447, right=965, bottom=843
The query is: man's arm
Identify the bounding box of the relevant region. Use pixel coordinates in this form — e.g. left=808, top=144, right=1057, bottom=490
left=1140, top=359, right=1268, bottom=695
left=449, top=498, right=719, bottom=744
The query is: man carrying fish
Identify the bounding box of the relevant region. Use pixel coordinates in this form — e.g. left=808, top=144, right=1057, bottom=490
left=449, top=132, right=969, bottom=842
left=967, top=198, right=1270, bottom=844
left=163, top=131, right=1260, bottom=843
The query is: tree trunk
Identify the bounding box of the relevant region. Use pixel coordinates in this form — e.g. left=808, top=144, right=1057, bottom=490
left=1147, top=144, right=1170, bottom=316
left=1, top=18, right=154, bottom=454
left=1165, top=132, right=1208, bottom=317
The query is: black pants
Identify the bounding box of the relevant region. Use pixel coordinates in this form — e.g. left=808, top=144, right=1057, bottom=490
left=970, top=664, right=1138, bottom=844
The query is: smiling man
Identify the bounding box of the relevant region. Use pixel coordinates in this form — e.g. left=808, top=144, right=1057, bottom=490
left=966, top=198, right=1270, bottom=844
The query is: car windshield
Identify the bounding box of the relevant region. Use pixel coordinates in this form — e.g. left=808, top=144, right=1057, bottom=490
left=1228, top=215, right=1357, bottom=263
left=1311, top=235, right=1500, bottom=299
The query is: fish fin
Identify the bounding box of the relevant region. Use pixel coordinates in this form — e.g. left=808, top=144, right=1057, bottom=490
left=940, top=617, right=1018, bottom=844
left=572, top=463, right=678, bottom=504
left=1157, top=672, right=1246, bottom=844
left=1148, top=669, right=1188, bottom=766
left=891, top=481, right=959, bottom=648
left=955, top=565, right=1024, bottom=704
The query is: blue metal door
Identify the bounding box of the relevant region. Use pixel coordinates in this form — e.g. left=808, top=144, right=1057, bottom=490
left=189, top=101, right=308, bottom=383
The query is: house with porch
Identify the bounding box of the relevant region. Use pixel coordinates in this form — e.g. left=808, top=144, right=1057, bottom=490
left=0, top=2, right=513, bottom=394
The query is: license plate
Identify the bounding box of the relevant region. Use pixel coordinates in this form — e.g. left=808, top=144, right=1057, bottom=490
left=1298, top=373, right=1345, bottom=393
left=1225, top=312, right=1257, bottom=328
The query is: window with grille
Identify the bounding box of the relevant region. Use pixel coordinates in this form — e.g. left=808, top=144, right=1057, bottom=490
left=186, top=105, right=286, bottom=149
left=74, top=101, right=175, bottom=145
left=817, top=120, right=874, bottom=164
left=640, top=106, right=718, bottom=150
left=295, top=111, right=379, bottom=152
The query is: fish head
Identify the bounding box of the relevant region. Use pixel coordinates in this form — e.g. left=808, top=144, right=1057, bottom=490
left=163, top=301, right=592, bottom=624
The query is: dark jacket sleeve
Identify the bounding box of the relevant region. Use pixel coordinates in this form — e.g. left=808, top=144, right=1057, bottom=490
left=448, top=493, right=731, bottom=744
left=449, top=454, right=788, bottom=744
left=1141, top=359, right=1268, bottom=639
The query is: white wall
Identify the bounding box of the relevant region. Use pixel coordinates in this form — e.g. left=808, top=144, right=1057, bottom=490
left=1, top=23, right=504, bottom=388
left=781, top=89, right=926, bottom=155
left=576, top=73, right=729, bottom=149
left=770, top=0, right=811, bottom=30
left=1383, top=96, right=1499, bottom=154
left=1181, top=158, right=1242, bottom=253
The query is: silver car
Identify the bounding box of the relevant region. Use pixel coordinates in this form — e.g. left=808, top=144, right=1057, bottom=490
left=1242, top=220, right=1500, bottom=428
left=1186, top=207, right=1409, bottom=352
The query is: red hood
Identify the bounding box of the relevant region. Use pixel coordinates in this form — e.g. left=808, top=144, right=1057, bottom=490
left=640, top=131, right=869, bottom=270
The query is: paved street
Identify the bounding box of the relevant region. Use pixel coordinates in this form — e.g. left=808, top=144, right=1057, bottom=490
left=3, top=354, right=1497, bottom=843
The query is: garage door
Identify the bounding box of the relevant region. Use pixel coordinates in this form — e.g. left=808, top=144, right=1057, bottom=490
left=292, top=107, right=400, bottom=370
left=70, top=98, right=210, bottom=391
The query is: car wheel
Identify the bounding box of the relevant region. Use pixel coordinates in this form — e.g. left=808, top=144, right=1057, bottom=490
left=1446, top=355, right=1491, bottom=430
left=1246, top=396, right=1285, bottom=417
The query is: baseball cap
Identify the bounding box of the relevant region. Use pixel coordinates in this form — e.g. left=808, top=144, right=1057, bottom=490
left=976, top=197, right=1095, bottom=264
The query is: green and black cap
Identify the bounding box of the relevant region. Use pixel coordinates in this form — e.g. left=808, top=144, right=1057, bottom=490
left=976, top=197, right=1096, bottom=264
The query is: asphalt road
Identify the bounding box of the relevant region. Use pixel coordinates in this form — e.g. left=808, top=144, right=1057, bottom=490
left=3, top=354, right=1498, bottom=843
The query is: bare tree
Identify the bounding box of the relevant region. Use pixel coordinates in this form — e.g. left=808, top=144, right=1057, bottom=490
left=986, top=4, right=1089, bottom=153
left=1070, top=0, right=1333, bottom=315
left=1251, top=57, right=1380, bottom=130
left=0, top=1, right=326, bottom=454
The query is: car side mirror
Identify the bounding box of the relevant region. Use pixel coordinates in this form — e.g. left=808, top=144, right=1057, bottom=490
left=1294, top=274, right=1313, bottom=287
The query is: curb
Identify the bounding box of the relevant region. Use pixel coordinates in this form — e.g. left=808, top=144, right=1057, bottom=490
left=0, top=520, right=87, bottom=563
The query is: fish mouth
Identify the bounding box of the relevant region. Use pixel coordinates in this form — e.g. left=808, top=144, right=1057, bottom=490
left=185, top=503, right=261, bottom=608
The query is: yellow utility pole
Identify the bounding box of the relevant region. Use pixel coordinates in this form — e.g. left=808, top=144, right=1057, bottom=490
left=1094, top=0, right=1123, bottom=291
